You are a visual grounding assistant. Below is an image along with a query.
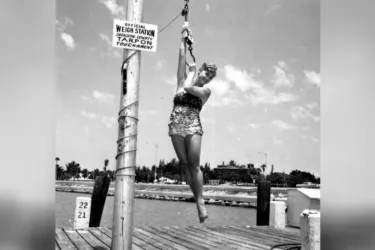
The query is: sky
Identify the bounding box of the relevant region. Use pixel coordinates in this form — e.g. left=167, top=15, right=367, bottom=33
left=56, top=0, right=320, bottom=176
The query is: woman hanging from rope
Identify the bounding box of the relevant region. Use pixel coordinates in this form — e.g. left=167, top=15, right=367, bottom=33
left=168, top=21, right=217, bottom=223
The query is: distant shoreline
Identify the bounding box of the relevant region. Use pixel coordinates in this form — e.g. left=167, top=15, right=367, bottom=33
left=56, top=180, right=289, bottom=208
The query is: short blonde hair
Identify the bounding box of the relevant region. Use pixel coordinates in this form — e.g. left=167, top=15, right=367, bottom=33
left=199, top=63, right=217, bottom=79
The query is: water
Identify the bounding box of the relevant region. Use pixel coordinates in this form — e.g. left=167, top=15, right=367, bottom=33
left=56, top=192, right=257, bottom=229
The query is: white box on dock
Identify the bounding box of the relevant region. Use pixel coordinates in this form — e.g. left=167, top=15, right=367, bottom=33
left=73, top=197, right=92, bottom=230
left=287, top=189, right=320, bottom=228
left=270, top=201, right=286, bottom=228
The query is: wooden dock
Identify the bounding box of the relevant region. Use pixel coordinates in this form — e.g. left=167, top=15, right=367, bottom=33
left=56, top=225, right=301, bottom=250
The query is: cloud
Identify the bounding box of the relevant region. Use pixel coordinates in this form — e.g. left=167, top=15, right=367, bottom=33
left=99, top=33, right=122, bottom=58
left=246, top=91, right=298, bottom=105
left=99, top=0, right=125, bottom=17
left=208, top=89, right=243, bottom=107
left=92, top=90, right=115, bottom=104
left=205, top=3, right=211, bottom=12
left=81, top=90, right=115, bottom=104
left=306, top=102, right=318, bottom=110
left=164, top=76, right=177, bottom=86
left=207, top=79, right=231, bottom=96
left=209, top=97, right=242, bottom=107
left=271, top=120, right=296, bottom=131
left=223, top=65, right=253, bottom=92
left=226, top=126, right=235, bottom=134
left=272, top=61, right=295, bottom=87
left=155, top=60, right=166, bottom=71
left=81, top=110, right=117, bottom=129
left=56, top=17, right=74, bottom=32
left=248, top=123, right=261, bottom=129
left=99, top=33, right=111, bottom=46
left=60, top=32, right=76, bottom=50
left=101, top=116, right=117, bottom=128
left=64, top=17, right=74, bottom=26
left=222, top=97, right=242, bottom=106
left=290, top=106, right=320, bottom=122
left=304, top=70, right=321, bottom=87
left=81, top=111, right=97, bottom=119
left=217, top=64, right=298, bottom=105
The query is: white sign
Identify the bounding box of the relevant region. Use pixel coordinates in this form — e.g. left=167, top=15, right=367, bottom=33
left=112, top=20, right=158, bottom=52
left=73, top=197, right=91, bottom=230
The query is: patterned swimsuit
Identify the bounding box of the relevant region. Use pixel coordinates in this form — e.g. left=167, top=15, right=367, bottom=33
left=168, top=90, right=208, bottom=137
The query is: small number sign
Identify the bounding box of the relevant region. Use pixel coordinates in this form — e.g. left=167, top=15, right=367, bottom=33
left=73, top=197, right=91, bottom=230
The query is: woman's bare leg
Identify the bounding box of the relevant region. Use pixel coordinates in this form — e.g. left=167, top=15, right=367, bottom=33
left=171, top=135, right=197, bottom=199
left=185, top=134, right=208, bottom=223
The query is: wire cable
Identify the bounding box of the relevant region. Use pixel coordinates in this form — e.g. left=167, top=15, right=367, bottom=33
left=120, top=0, right=198, bottom=72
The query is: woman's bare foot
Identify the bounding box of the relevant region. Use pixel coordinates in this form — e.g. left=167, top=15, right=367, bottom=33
left=197, top=200, right=208, bottom=223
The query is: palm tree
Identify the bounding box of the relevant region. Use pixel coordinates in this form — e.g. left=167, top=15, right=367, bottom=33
left=260, top=164, right=267, bottom=181
left=82, top=168, right=89, bottom=179
left=55, top=157, right=60, bottom=180
left=56, top=165, right=64, bottom=180
left=65, top=161, right=80, bottom=181
left=104, top=159, right=109, bottom=172
left=93, top=168, right=100, bottom=180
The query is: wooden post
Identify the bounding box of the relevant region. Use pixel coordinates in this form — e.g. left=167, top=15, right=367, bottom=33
left=89, top=175, right=111, bottom=227
left=111, top=0, right=143, bottom=249
left=256, top=181, right=271, bottom=226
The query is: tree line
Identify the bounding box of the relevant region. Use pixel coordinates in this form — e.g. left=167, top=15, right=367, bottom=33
left=55, top=157, right=320, bottom=187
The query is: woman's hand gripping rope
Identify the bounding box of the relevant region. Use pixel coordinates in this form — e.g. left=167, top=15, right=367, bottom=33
left=181, top=22, right=192, bottom=40
left=188, top=62, right=196, bottom=73
left=181, top=22, right=196, bottom=66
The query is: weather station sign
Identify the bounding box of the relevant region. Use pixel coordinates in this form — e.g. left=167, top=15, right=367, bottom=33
left=112, top=20, right=158, bottom=52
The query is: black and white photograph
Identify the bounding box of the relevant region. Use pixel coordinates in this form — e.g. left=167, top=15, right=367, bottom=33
left=5, top=0, right=375, bottom=249
left=54, top=0, right=320, bottom=249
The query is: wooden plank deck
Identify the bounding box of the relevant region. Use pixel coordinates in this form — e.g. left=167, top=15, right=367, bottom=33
left=56, top=225, right=301, bottom=250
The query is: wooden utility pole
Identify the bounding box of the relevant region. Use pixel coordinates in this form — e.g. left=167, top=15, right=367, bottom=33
left=111, top=0, right=144, bottom=249
left=256, top=181, right=271, bottom=226
left=89, top=174, right=111, bottom=227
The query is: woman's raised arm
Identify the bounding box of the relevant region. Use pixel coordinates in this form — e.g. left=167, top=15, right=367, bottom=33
left=176, top=22, right=190, bottom=92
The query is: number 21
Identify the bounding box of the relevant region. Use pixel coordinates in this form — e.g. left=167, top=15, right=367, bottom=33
left=78, top=212, right=86, bottom=219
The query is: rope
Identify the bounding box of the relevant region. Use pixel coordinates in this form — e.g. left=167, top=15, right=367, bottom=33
left=120, top=0, right=198, bottom=72
left=270, top=243, right=301, bottom=250
left=115, top=149, right=137, bottom=160
left=115, top=166, right=136, bottom=174
left=116, top=135, right=137, bottom=143
left=121, top=2, right=190, bottom=73
left=181, top=0, right=196, bottom=66
left=158, top=12, right=182, bottom=34
left=118, top=101, right=139, bottom=115
left=118, top=114, right=139, bottom=122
